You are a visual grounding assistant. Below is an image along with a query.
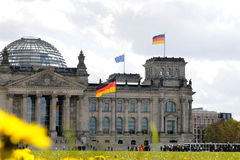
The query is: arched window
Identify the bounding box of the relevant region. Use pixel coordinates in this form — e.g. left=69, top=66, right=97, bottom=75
left=141, top=118, right=148, bottom=134
left=160, top=67, right=164, bottom=75
left=128, top=117, right=135, bottom=134
left=167, top=68, right=171, bottom=75
left=165, top=101, right=176, bottom=112
left=103, top=117, right=110, bottom=133
left=116, top=117, right=123, bottom=134
left=89, top=117, right=97, bottom=134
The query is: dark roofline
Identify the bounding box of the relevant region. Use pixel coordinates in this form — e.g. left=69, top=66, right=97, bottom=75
left=146, top=57, right=185, bottom=63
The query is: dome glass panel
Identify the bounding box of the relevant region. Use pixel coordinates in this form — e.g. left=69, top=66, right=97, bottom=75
left=0, top=37, right=67, bottom=67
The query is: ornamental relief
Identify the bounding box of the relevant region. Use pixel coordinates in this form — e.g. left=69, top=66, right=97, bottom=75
left=20, top=73, right=72, bottom=87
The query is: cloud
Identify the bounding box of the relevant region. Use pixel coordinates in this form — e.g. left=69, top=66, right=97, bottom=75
left=188, top=59, right=240, bottom=119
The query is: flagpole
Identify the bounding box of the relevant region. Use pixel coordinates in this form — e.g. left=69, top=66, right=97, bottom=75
left=164, top=33, right=166, bottom=57
left=124, top=54, right=125, bottom=74
left=114, top=77, right=117, bottom=150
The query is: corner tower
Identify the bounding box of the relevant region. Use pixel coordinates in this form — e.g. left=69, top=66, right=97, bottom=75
left=143, top=57, right=188, bottom=88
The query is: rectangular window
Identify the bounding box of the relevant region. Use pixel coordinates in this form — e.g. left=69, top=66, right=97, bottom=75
left=104, top=103, right=109, bottom=111
left=167, top=120, right=174, bottom=134
left=90, top=102, right=96, bottom=111
left=142, top=104, right=148, bottom=112
left=117, top=103, right=122, bottom=112
left=130, top=103, right=135, bottom=112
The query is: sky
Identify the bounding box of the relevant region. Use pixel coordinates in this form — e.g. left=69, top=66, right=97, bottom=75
left=0, top=0, right=240, bottom=120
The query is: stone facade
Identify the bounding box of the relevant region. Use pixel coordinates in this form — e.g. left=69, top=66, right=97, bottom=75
left=0, top=49, right=194, bottom=150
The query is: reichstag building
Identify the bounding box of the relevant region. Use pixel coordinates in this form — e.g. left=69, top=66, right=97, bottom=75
left=0, top=37, right=194, bottom=150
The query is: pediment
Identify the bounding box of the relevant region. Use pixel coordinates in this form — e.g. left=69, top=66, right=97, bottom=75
left=7, top=70, right=86, bottom=89
left=165, top=112, right=177, bottom=118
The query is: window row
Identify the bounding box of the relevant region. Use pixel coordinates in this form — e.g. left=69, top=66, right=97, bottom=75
left=192, top=113, right=219, bottom=118
left=90, top=102, right=149, bottom=112
left=160, top=67, right=179, bottom=76
left=89, top=117, right=149, bottom=134
left=91, top=101, right=177, bottom=113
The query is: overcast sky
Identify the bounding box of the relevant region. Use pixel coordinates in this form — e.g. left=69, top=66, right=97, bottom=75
left=0, top=0, right=240, bottom=120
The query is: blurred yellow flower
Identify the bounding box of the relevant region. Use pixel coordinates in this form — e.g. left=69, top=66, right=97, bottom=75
left=94, top=156, right=106, bottom=160
left=0, top=109, right=51, bottom=149
left=150, top=122, right=159, bottom=151
left=5, top=149, right=34, bottom=160
left=63, top=157, right=79, bottom=160
left=0, top=141, right=3, bottom=149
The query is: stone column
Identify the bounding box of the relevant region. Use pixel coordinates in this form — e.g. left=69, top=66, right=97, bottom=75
left=35, top=94, right=42, bottom=125
left=80, top=95, right=89, bottom=134
left=159, top=98, right=165, bottom=133
left=180, top=98, right=186, bottom=133
left=97, top=98, right=103, bottom=133
left=8, top=94, right=14, bottom=114
left=149, top=99, right=153, bottom=123
left=76, top=96, right=81, bottom=132
left=22, top=94, right=28, bottom=122
left=188, top=100, right=193, bottom=133
left=111, top=98, right=116, bottom=133
left=152, top=97, right=159, bottom=132
left=50, top=94, right=57, bottom=137
left=124, top=99, right=129, bottom=133
left=64, top=94, right=70, bottom=131
left=137, top=99, right=141, bottom=133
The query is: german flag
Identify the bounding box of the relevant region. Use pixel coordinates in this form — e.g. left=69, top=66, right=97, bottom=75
left=96, top=80, right=116, bottom=97
left=152, top=34, right=165, bottom=44
left=56, top=103, right=60, bottom=110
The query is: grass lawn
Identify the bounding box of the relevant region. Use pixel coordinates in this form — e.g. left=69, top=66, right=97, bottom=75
left=32, top=151, right=240, bottom=160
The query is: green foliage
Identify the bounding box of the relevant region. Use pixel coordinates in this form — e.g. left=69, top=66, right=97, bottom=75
left=204, top=119, right=240, bottom=143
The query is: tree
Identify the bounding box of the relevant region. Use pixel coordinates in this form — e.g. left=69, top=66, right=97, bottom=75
left=204, top=119, right=240, bottom=143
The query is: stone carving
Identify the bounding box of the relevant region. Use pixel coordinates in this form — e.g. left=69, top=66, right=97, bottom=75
left=22, top=73, right=72, bottom=87
left=180, top=78, right=187, bottom=88
left=77, top=50, right=86, bottom=69
left=187, top=79, right=192, bottom=89
left=1, top=48, right=10, bottom=65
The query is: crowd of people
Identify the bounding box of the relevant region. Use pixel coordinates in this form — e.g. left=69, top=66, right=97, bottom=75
left=160, top=143, right=240, bottom=152
left=127, top=145, right=151, bottom=151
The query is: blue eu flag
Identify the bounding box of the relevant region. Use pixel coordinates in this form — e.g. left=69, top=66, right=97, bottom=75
left=115, top=54, right=124, bottom=63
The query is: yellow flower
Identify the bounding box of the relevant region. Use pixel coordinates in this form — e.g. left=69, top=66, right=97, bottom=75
left=0, top=109, right=52, bottom=149
left=0, top=141, right=3, bottom=149
left=63, top=157, right=79, bottom=160
left=94, top=156, right=106, bottom=160
left=7, top=149, right=34, bottom=160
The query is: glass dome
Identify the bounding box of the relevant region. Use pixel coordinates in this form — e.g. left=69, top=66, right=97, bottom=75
left=0, top=37, right=67, bottom=67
